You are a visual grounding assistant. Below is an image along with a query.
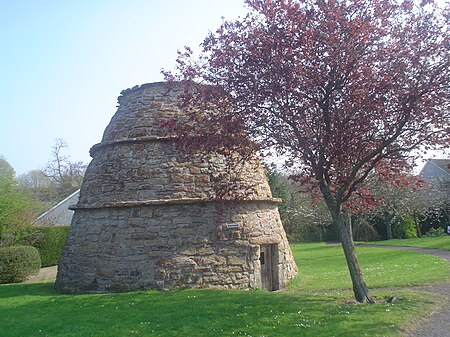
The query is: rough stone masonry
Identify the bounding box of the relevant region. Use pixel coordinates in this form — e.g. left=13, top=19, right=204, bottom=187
left=55, top=82, right=297, bottom=293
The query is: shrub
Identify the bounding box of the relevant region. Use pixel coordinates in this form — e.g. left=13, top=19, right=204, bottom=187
left=0, top=246, right=41, bottom=284
left=392, top=214, right=418, bottom=239
left=417, top=204, right=450, bottom=236
left=352, top=217, right=379, bottom=242
left=288, top=222, right=324, bottom=242
left=31, top=226, right=69, bottom=267
left=426, top=227, right=445, bottom=237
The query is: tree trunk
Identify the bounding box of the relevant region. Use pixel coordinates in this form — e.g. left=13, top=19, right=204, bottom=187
left=413, top=212, right=421, bottom=238
left=320, top=185, right=374, bottom=303
left=335, top=209, right=375, bottom=303
left=385, top=212, right=394, bottom=240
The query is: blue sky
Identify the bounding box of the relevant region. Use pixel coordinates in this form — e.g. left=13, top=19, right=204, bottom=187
left=0, top=0, right=247, bottom=175
left=0, top=1, right=447, bottom=176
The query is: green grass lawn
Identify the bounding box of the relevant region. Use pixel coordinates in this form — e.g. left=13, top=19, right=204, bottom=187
left=1, top=242, right=449, bottom=337
left=289, top=243, right=450, bottom=290
left=364, top=236, right=450, bottom=251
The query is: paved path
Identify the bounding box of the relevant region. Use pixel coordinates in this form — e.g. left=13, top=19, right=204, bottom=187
left=360, top=244, right=450, bottom=337
left=360, top=244, right=450, bottom=261
left=25, top=266, right=57, bottom=283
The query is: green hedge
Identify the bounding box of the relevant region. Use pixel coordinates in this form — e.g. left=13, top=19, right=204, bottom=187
left=32, top=226, right=70, bottom=267
left=0, top=246, right=41, bottom=284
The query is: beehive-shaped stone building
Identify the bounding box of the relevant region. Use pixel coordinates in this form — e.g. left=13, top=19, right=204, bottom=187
left=55, top=82, right=297, bottom=293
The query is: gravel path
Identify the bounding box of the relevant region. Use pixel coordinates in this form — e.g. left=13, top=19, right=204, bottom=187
left=360, top=245, right=450, bottom=337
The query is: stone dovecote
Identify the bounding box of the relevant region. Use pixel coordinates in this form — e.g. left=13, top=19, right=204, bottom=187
left=55, top=82, right=297, bottom=293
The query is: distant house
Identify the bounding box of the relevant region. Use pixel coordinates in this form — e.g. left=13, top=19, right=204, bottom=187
left=419, top=159, right=450, bottom=183
left=34, top=190, right=80, bottom=226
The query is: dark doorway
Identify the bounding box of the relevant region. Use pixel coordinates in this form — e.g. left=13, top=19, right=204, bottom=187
left=259, top=244, right=279, bottom=291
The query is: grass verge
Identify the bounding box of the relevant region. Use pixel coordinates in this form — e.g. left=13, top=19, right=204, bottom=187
left=289, top=243, right=450, bottom=290
left=1, top=242, right=449, bottom=336
left=364, top=236, right=450, bottom=251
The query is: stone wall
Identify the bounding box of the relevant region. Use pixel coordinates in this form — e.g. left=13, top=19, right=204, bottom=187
left=56, top=201, right=296, bottom=292
left=80, top=140, right=272, bottom=206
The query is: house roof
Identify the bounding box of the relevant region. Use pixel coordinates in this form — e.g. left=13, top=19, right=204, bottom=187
left=419, top=158, right=450, bottom=180
left=34, top=189, right=80, bottom=226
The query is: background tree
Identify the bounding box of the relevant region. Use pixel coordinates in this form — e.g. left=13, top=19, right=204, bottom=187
left=43, top=138, right=84, bottom=200
left=268, top=169, right=334, bottom=242
left=0, top=157, right=39, bottom=246
left=361, top=173, right=424, bottom=239
left=414, top=173, right=450, bottom=235
left=17, top=170, right=57, bottom=212
left=164, top=0, right=449, bottom=303
left=18, top=139, right=85, bottom=210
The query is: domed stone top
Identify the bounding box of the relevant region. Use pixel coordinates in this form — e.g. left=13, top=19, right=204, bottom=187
left=73, top=82, right=276, bottom=208
left=100, top=82, right=181, bottom=143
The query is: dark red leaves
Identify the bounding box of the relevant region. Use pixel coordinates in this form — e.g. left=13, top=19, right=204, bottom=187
left=162, top=0, right=449, bottom=209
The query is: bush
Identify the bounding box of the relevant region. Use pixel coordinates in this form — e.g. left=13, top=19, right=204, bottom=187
left=426, top=227, right=445, bottom=237
left=288, top=222, right=324, bottom=242
left=31, top=226, right=69, bottom=267
left=0, top=246, right=41, bottom=284
left=417, top=203, right=450, bottom=236
left=392, top=214, right=418, bottom=239
left=352, top=217, right=379, bottom=242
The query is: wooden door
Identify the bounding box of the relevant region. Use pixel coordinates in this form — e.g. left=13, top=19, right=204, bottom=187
left=260, top=245, right=273, bottom=291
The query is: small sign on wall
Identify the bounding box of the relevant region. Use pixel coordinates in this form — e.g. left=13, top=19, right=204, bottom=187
left=226, top=223, right=240, bottom=229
